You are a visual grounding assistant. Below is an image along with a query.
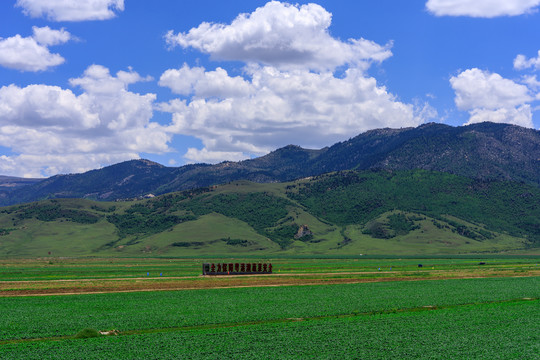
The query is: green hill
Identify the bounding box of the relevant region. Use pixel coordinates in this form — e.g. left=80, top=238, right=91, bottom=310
left=0, top=170, right=539, bottom=257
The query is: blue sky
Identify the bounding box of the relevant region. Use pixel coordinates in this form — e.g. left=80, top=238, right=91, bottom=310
left=1, top=0, right=539, bottom=177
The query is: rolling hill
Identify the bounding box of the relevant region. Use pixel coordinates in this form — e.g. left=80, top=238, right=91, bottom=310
left=1, top=169, right=538, bottom=257
left=1, top=122, right=539, bottom=206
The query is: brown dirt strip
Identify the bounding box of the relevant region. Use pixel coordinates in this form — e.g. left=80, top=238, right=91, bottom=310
left=2, top=268, right=527, bottom=282
left=1, top=270, right=538, bottom=297
left=0, top=271, right=399, bottom=283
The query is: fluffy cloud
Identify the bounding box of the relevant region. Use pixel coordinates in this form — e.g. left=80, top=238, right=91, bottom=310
left=0, top=65, right=170, bottom=177
left=467, top=106, right=533, bottom=126
left=159, top=65, right=433, bottom=163
left=450, top=68, right=535, bottom=127
left=450, top=68, right=532, bottom=109
left=159, top=65, right=253, bottom=98
left=521, top=75, right=540, bottom=98
left=165, top=1, right=391, bottom=71
left=0, top=84, right=98, bottom=130
left=183, top=148, right=248, bottom=164
left=514, top=50, right=540, bottom=71
left=31, top=26, right=71, bottom=46
left=426, top=0, right=540, bottom=17
left=159, top=1, right=433, bottom=164
left=15, top=0, right=124, bottom=21
left=0, top=26, right=71, bottom=72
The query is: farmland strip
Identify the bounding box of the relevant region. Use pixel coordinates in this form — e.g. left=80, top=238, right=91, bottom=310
left=1, top=297, right=536, bottom=345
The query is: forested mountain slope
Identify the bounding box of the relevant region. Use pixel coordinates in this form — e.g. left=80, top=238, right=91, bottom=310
left=1, top=122, right=538, bottom=206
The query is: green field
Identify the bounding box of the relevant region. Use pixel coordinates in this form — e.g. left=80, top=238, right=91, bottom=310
left=1, top=256, right=538, bottom=281
left=0, top=276, right=538, bottom=341
left=2, top=300, right=537, bottom=359
left=0, top=256, right=540, bottom=359
left=0, top=255, right=538, bottom=360
left=0, top=276, right=538, bottom=358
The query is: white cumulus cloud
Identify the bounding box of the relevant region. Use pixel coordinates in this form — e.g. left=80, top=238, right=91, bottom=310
left=159, top=1, right=437, bottom=164
left=450, top=68, right=532, bottom=109
left=521, top=75, right=540, bottom=91
left=159, top=64, right=253, bottom=98
left=15, top=0, right=124, bottom=22
left=69, top=65, right=157, bottom=131
left=450, top=68, right=535, bottom=127
left=31, top=26, right=71, bottom=46
left=183, top=148, right=248, bottom=164
left=426, top=0, right=540, bottom=17
left=0, top=26, right=72, bottom=72
left=467, top=106, right=533, bottom=126
left=0, top=84, right=98, bottom=129
left=159, top=65, right=434, bottom=164
left=514, top=50, right=540, bottom=71
left=165, top=1, right=392, bottom=72
left=0, top=65, right=170, bottom=177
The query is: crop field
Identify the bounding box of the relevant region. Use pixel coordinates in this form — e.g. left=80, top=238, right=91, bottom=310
left=0, top=256, right=539, bottom=295
left=1, top=300, right=537, bottom=359
left=0, top=257, right=538, bottom=358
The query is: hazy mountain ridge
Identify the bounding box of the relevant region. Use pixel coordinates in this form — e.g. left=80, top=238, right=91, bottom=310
left=0, top=176, right=42, bottom=192
left=1, top=122, right=539, bottom=206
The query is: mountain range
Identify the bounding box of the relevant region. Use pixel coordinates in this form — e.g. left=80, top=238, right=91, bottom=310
left=1, top=122, right=538, bottom=206
left=1, top=121, right=540, bottom=256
